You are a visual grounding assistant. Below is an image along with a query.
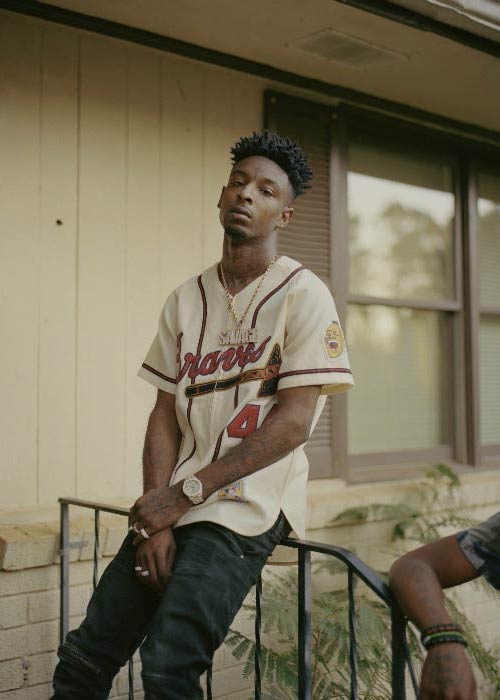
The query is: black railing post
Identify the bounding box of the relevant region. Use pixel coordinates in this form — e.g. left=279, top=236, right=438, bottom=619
left=391, top=604, right=407, bottom=700
left=128, top=658, right=135, bottom=700
left=298, top=547, right=312, bottom=700
left=254, top=573, right=263, bottom=700
left=127, top=513, right=135, bottom=700
left=403, top=627, right=419, bottom=698
left=348, top=567, right=358, bottom=700
left=59, top=501, right=70, bottom=643
left=93, top=509, right=100, bottom=590
left=206, top=665, right=213, bottom=700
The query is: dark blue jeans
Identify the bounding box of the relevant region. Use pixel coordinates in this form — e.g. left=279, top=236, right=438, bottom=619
left=52, top=513, right=290, bottom=699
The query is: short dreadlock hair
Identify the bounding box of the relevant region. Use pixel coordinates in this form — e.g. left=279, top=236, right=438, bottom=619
left=230, top=130, right=313, bottom=198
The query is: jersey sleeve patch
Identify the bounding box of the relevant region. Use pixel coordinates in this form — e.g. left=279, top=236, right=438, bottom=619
left=323, top=321, right=345, bottom=360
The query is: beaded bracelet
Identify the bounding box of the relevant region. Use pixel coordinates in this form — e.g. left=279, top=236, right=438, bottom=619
left=422, top=632, right=468, bottom=650
left=420, top=622, right=463, bottom=643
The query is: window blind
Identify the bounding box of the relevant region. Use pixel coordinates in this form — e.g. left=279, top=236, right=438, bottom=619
left=265, top=91, right=335, bottom=477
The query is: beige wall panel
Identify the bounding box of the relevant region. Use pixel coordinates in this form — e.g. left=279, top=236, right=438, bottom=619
left=0, top=14, right=267, bottom=509
left=231, top=74, right=263, bottom=139
left=77, top=35, right=127, bottom=499
left=0, top=13, right=41, bottom=508
left=37, top=25, right=79, bottom=506
left=159, top=54, right=204, bottom=294
left=124, top=46, right=162, bottom=498
left=201, top=69, right=263, bottom=268
left=202, top=68, right=235, bottom=268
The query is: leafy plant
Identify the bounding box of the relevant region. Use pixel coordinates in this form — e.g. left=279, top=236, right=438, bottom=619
left=226, top=465, right=500, bottom=699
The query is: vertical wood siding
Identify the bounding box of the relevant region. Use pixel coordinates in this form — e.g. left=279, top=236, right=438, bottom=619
left=0, top=11, right=263, bottom=509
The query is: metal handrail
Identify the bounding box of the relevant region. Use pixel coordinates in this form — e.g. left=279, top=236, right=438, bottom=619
left=58, top=497, right=418, bottom=700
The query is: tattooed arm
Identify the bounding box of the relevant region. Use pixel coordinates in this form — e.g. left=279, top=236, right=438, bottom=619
left=142, top=389, right=182, bottom=494
left=134, top=389, right=182, bottom=593
left=389, top=536, right=479, bottom=700
left=196, top=384, right=320, bottom=498
left=130, top=385, right=320, bottom=533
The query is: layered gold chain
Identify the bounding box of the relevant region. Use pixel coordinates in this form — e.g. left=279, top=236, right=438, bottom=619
left=220, top=255, right=279, bottom=329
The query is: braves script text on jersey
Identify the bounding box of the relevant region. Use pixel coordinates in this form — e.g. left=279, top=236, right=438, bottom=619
left=138, top=256, right=354, bottom=545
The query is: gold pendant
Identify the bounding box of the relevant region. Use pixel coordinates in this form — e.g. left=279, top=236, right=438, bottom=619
left=219, top=328, right=259, bottom=346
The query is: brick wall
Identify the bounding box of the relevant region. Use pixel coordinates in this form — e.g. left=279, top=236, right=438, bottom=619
left=0, top=514, right=256, bottom=699
left=1, top=472, right=500, bottom=699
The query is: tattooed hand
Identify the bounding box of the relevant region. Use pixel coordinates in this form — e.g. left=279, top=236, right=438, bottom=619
left=130, top=483, right=191, bottom=540
left=421, top=644, right=477, bottom=700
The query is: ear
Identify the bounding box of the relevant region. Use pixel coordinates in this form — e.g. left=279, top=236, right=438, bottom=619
left=276, top=206, right=294, bottom=229
left=217, top=186, right=226, bottom=209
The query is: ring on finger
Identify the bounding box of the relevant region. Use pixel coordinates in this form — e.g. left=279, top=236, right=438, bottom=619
left=140, top=527, right=150, bottom=540
left=132, top=523, right=141, bottom=534
left=134, top=566, right=142, bottom=572
left=140, top=570, right=150, bottom=577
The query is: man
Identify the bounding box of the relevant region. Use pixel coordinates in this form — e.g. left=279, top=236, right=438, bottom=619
left=51, top=131, right=354, bottom=699
left=389, top=510, right=500, bottom=700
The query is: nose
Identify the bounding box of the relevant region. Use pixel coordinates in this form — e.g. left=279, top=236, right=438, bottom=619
left=238, top=183, right=253, bottom=203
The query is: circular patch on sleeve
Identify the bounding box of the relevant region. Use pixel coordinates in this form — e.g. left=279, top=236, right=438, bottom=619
left=324, top=322, right=345, bottom=359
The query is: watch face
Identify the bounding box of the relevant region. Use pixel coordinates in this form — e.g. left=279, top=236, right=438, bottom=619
left=184, top=478, right=201, bottom=498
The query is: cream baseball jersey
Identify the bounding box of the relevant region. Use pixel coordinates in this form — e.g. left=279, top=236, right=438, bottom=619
left=137, top=255, right=354, bottom=541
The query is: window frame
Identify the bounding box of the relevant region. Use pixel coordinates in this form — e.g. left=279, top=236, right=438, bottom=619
left=341, top=112, right=463, bottom=479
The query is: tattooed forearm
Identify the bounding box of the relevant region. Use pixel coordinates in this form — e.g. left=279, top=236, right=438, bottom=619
left=197, top=388, right=319, bottom=498
left=143, top=391, right=182, bottom=494
left=389, top=557, right=452, bottom=630
left=389, top=536, right=478, bottom=632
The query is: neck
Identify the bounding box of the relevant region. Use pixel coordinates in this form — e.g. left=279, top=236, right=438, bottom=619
left=221, top=236, right=278, bottom=290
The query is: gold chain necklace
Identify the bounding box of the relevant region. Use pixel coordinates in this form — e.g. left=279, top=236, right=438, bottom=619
left=219, top=254, right=279, bottom=346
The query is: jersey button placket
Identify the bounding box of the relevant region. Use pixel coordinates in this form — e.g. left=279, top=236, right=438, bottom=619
left=208, top=306, right=230, bottom=444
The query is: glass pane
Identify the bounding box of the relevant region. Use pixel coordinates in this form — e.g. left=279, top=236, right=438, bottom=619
left=480, top=316, right=500, bottom=446
left=347, top=305, right=448, bottom=454
left=348, top=141, right=455, bottom=301
left=478, top=172, right=500, bottom=307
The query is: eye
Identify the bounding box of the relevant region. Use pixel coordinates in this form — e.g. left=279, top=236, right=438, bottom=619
left=261, top=189, right=273, bottom=196
left=231, top=179, right=244, bottom=186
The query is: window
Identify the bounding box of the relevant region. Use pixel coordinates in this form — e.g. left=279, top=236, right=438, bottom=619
left=347, top=139, right=456, bottom=470
left=266, top=90, right=500, bottom=479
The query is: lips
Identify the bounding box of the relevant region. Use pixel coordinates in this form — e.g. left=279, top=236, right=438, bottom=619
left=229, top=205, right=251, bottom=219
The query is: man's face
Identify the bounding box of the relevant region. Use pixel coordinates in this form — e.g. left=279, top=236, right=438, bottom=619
left=218, top=155, right=294, bottom=241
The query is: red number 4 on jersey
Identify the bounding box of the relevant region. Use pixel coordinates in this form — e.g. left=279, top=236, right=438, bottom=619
left=226, top=404, right=260, bottom=438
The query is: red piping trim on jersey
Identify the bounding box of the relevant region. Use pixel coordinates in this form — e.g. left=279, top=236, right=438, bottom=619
left=141, top=363, right=176, bottom=384
left=279, top=368, right=352, bottom=379
left=211, top=430, right=224, bottom=462
left=251, top=265, right=305, bottom=328
left=196, top=275, right=208, bottom=356
left=173, top=274, right=208, bottom=478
